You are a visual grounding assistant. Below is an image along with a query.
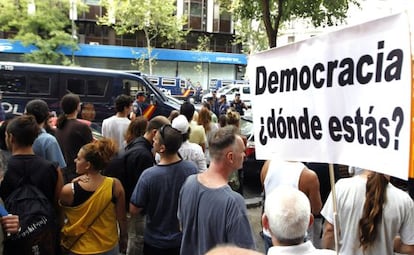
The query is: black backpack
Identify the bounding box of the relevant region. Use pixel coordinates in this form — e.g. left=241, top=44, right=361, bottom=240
left=104, top=148, right=138, bottom=207
left=4, top=177, right=57, bottom=255
left=104, top=151, right=130, bottom=190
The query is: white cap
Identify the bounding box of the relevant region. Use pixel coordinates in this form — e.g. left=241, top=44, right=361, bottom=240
left=172, top=115, right=189, bottom=134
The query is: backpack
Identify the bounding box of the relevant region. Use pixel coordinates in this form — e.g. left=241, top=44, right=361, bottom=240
left=4, top=178, right=57, bottom=255
left=104, top=151, right=130, bottom=190
left=104, top=148, right=138, bottom=207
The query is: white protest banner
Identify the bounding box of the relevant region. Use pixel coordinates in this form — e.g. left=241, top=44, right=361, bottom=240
left=248, top=12, right=412, bottom=180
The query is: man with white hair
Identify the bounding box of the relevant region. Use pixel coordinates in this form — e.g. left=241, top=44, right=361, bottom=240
left=260, top=160, right=322, bottom=251
left=262, top=186, right=335, bottom=255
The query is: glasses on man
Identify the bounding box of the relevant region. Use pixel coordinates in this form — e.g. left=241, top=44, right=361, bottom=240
left=159, top=124, right=171, bottom=142
left=159, top=124, right=181, bottom=143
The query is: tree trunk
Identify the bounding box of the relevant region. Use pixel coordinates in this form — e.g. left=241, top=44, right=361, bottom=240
left=143, top=28, right=153, bottom=75
left=261, top=0, right=283, bottom=48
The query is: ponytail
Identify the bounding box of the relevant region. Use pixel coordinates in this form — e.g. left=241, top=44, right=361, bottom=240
left=358, top=173, right=388, bottom=250
left=56, top=114, right=67, bottom=129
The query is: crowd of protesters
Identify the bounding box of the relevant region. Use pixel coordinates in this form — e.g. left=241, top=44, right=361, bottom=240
left=0, top=92, right=412, bottom=255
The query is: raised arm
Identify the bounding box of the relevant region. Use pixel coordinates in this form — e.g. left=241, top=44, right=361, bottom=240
left=299, top=168, right=322, bottom=215
left=322, top=221, right=335, bottom=250
left=260, top=160, right=270, bottom=189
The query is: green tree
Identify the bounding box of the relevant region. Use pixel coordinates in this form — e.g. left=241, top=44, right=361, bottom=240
left=223, top=0, right=360, bottom=49
left=0, top=0, right=87, bottom=65
left=233, top=18, right=268, bottom=54
left=193, top=35, right=211, bottom=74
left=99, top=0, right=187, bottom=74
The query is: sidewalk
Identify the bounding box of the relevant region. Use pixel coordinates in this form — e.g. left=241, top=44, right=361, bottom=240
left=246, top=197, right=265, bottom=253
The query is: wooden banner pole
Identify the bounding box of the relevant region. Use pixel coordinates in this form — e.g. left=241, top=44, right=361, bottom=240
left=329, top=164, right=340, bottom=254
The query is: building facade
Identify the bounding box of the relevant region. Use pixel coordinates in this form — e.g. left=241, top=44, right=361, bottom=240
left=0, top=0, right=246, bottom=91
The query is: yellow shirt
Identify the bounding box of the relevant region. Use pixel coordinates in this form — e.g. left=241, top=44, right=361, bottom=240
left=189, top=121, right=206, bottom=147
left=61, top=177, right=118, bottom=254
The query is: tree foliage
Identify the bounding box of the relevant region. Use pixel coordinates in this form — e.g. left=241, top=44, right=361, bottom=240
left=0, top=0, right=87, bottom=65
left=99, top=0, right=187, bottom=74
left=223, top=0, right=360, bottom=49
left=233, top=18, right=268, bottom=54
left=193, top=35, right=211, bottom=74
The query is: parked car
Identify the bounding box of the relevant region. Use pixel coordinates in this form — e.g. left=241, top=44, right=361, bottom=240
left=240, top=115, right=265, bottom=186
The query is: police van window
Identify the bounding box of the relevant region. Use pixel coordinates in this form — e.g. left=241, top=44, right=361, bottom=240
left=242, top=86, right=250, bottom=94
left=180, top=80, right=187, bottom=89
left=209, top=79, right=217, bottom=88
left=123, top=79, right=146, bottom=97
left=67, top=78, right=86, bottom=95
left=87, top=79, right=108, bottom=97
left=222, top=80, right=233, bottom=87
left=123, top=81, right=131, bottom=95
left=0, top=73, right=26, bottom=94
left=227, top=87, right=239, bottom=95
left=147, top=77, right=159, bottom=86
left=29, top=75, right=51, bottom=95
left=162, top=78, right=175, bottom=87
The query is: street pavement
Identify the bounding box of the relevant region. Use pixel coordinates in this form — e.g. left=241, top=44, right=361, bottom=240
left=244, top=179, right=265, bottom=253
left=246, top=202, right=265, bottom=253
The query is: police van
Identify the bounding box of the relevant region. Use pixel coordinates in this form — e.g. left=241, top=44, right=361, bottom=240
left=0, top=62, right=180, bottom=125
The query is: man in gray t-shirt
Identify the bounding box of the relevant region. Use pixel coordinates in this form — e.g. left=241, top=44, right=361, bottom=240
left=178, top=126, right=256, bottom=255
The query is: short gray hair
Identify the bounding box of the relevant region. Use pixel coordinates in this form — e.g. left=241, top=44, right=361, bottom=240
left=265, top=186, right=310, bottom=244
left=208, top=126, right=237, bottom=161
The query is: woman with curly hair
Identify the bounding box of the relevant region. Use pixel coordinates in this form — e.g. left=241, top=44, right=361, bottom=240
left=321, top=170, right=414, bottom=254
left=60, top=138, right=127, bottom=255
left=197, top=106, right=217, bottom=166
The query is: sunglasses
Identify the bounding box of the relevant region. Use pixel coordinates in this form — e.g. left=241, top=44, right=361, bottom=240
left=158, top=124, right=181, bottom=142
left=159, top=124, right=171, bottom=142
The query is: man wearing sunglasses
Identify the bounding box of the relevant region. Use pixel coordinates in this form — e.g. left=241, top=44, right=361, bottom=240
left=129, top=124, right=198, bottom=255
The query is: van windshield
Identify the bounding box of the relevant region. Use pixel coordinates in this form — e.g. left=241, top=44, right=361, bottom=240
left=217, top=85, right=231, bottom=93
left=123, top=77, right=168, bottom=101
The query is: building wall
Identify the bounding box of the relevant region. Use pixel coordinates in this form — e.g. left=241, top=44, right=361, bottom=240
left=77, top=0, right=239, bottom=89
left=0, top=0, right=244, bottom=90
